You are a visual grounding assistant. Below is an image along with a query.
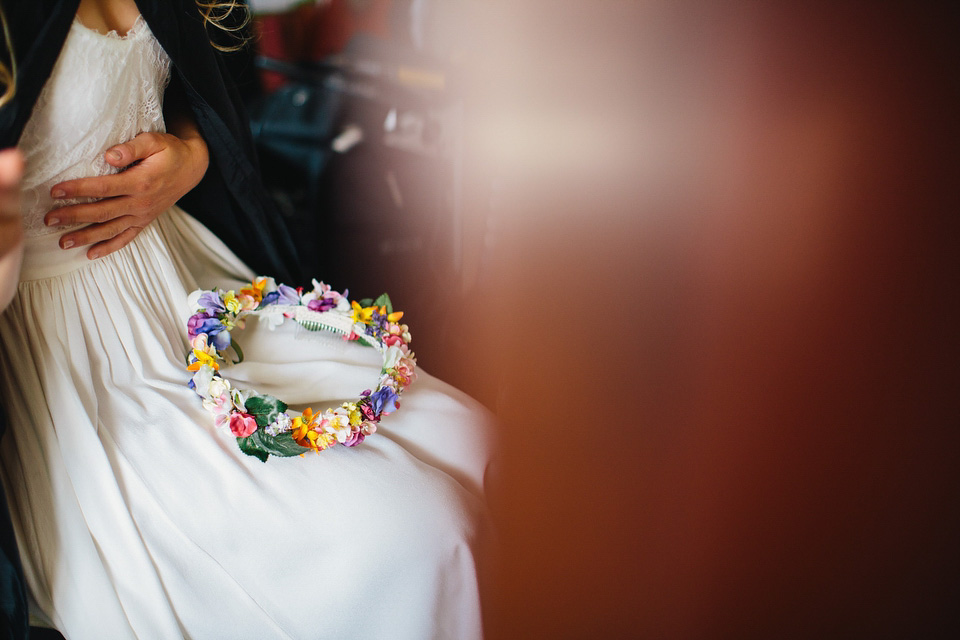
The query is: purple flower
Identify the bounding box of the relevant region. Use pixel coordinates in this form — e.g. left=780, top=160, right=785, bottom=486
left=193, top=316, right=224, bottom=336
left=262, top=284, right=300, bottom=307
left=188, top=314, right=230, bottom=350
left=369, top=387, right=399, bottom=417
left=211, top=329, right=232, bottom=351
left=276, top=285, right=300, bottom=305
left=307, top=298, right=336, bottom=312
left=187, top=312, right=213, bottom=338
left=343, top=430, right=365, bottom=447
left=197, top=292, right=226, bottom=315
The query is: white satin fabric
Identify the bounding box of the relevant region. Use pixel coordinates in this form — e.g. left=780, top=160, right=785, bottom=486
left=0, top=16, right=492, bottom=640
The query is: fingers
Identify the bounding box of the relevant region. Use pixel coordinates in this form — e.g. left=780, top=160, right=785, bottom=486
left=45, top=197, right=139, bottom=228
left=51, top=133, right=170, bottom=197
left=57, top=215, right=140, bottom=253
left=49, top=170, right=143, bottom=201
left=84, top=225, right=141, bottom=260
left=104, top=132, right=167, bottom=168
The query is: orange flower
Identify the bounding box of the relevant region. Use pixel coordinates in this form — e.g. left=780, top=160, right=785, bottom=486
left=291, top=408, right=318, bottom=442
left=291, top=409, right=336, bottom=451
left=240, top=277, right=268, bottom=304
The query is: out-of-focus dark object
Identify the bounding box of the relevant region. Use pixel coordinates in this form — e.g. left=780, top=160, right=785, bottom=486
left=251, top=0, right=474, bottom=89
left=254, top=0, right=393, bottom=93
left=248, top=31, right=463, bottom=300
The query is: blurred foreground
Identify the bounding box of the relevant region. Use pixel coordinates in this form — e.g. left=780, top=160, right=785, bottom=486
left=457, top=2, right=959, bottom=638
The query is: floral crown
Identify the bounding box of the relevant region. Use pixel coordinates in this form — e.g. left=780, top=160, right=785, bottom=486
left=185, top=277, right=416, bottom=462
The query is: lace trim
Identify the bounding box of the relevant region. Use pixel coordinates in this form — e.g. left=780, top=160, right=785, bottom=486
left=71, top=14, right=148, bottom=41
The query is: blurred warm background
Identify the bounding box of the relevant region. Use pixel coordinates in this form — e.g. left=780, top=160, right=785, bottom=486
left=247, top=1, right=959, bottom=637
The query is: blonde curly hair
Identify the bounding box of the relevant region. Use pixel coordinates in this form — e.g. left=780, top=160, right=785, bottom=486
left=196, top=0, right=252, bottom=52
left=0, top=1, right=253, bottom=107
left=0, top=4, right=14, bottom=108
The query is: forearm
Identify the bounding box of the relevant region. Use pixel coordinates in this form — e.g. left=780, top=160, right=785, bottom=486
left=164, top=78, right=209, bottom=186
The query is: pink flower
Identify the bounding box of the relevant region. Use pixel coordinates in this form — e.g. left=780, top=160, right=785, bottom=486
left=343, top=428, right=365, bottom=447
left=238, top=294, right=259, bottom=311
left=360, top=403, right=377, bottom=422
left=384, top=334, right=404, bottom=347
left=228, top=412, right=258, bottom=438
left=394, top=358, right=417, bottom=387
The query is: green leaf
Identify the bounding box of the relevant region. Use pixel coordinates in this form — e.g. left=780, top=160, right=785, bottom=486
left=372, top=293, right=393, bottom=314
left=244, top=394, right=288, bottom=428
left=236, top=436, right=269, bottom=463
left=358, top=297, right=374, bottom=307
left=251, top=429, right=308, bottom=458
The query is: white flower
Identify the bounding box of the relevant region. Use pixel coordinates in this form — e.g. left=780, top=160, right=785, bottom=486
left=260, top=276, right=278, bottom=294
left=202, top=391, right=229, bottom=413
left=379, top=373, right=397, bottom=389
left=208, top=376, right=231, bottom=399
left=191, top=365, right=216, bottom=397
left=257, top=308, right=286, bottom=331
left=383, top=345, right=405, bottom=370
left=231, top=387, right=255, bottom=412
left=299, top=279, right=327, bottom=305
left=265, top=412, right=292, bottom=436
left=186, top=288, right=204, bottom=310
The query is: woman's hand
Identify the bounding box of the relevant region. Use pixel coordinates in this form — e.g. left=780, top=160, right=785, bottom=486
left=45, top=128, right=209, bottom=260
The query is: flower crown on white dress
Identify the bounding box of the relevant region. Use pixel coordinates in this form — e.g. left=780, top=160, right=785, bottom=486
left=185, top=278, right=416, bottom=462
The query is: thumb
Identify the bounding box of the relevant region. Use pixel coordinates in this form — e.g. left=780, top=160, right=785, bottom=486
left=105, top=132, right=167, bottom=168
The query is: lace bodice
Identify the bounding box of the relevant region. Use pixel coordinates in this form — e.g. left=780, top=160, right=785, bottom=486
left=19, top=15, right=171, bottom=237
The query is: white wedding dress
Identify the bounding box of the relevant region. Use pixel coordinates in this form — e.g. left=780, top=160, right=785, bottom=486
left=0, top=16, right=493, bottom=640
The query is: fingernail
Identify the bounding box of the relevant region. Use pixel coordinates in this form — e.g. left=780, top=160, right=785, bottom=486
left=46, top=217, right=59, bottom=226
left=88, top=251, right=99, bottom=260
left=107, top=150, right=121, bottom=162
left=51, top=188, right=65, bottom=198
left=61, top=240, right=74, bottom=249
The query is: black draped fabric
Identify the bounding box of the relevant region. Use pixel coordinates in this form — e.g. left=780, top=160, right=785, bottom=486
left=0, top=2, right=299, bottom=636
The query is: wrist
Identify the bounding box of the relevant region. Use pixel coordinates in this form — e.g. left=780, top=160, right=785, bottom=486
left=183, top=134, right=210, bottom=187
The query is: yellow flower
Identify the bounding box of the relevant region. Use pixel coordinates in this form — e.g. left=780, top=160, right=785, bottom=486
left=223, top=291, right=242, bottom=314
left=350, top=301, right=376, bottom=325
left=387, top=310, right=404, bottom=323
left=186, top=349, right=219, bottom=371
left=346, top=404, right=362, bottom=427
left=292, top=408, right=317, bottom=441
